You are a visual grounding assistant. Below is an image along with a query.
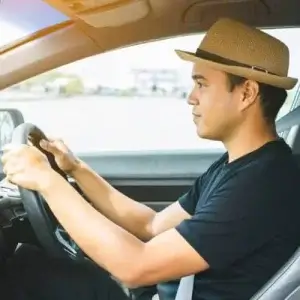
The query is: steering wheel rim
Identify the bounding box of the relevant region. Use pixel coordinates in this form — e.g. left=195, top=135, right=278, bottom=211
left=11, top=122, right=83, bottom=259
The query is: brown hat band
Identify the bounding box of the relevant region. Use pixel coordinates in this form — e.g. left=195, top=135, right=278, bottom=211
left=195, top=48, right=277, bottom=76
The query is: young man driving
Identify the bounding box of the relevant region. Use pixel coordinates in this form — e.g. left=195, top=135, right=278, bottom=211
left=1, top=18, right=300, bottom=300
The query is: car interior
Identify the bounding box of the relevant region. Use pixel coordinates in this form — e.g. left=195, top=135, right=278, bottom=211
left=1, top=0, right=300, bottom=299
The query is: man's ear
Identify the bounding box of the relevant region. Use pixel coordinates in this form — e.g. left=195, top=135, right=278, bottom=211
left=239, top=80, right=260, bottom=111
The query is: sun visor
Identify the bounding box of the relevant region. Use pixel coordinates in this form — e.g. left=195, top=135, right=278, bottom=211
left=42, top=0, right=150, bottom=27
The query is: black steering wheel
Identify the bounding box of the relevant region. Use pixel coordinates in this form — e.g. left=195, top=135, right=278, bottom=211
left=11, top=123, right=83, bottom=259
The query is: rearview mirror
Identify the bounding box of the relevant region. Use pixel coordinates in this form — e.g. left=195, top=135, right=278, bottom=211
left=0, top=109, right=24, bottom=149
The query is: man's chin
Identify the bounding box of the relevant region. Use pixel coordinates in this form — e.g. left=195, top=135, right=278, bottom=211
left=197, top=132, right=210, bottom=140
left=197, top=129, right=220, bottom=141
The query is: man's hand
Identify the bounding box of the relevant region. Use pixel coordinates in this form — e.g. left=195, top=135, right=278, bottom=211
left=39, top=138, right=80, bottom=175
left=1, top=144, right=53, bottom=191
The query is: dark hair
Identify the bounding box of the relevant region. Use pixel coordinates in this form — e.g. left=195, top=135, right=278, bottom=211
left=226, top=73, right=287, bottom=124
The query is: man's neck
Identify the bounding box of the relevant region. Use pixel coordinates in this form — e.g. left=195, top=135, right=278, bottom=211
left=223, top=124, right=278, bottom=163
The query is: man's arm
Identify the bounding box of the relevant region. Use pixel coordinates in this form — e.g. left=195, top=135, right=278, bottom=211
left=1, top=144, right=208, bottom=287
left=39, top=170, right=209, bottom=287
left=71, top=160, right=191, bottom=241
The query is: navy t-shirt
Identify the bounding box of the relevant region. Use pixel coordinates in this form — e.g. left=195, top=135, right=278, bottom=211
left=175, top=139, right=300, bottom=300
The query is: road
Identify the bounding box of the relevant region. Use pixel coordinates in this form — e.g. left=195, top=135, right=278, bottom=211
left=0, top=94, right=224, bottom=154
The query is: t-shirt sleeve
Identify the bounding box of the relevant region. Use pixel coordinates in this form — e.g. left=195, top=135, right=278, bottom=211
left=177, top=175, right=204, bottom=215
left=178, top=154, right=228, bottom=215
left=176, top=175, right=282, bottom=270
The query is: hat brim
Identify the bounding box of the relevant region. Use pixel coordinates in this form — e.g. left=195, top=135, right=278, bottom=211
left=175, top=50, right=298, bottom=90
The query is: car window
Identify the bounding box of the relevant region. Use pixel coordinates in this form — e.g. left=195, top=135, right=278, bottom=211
left=1, top=28, right=299, bottom=154
left=0, top=0, right=68, bottom=48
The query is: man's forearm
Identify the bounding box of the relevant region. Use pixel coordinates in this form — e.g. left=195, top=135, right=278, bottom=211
left=70, top=160, right=156, bottom=241
left=39, top=170, right=145, bottom=285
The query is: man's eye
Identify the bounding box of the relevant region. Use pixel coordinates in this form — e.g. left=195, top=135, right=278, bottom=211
left=196, top=81, right=203, bottom=88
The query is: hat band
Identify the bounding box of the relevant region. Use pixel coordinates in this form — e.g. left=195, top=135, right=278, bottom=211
left=196, top=48, right=277, bottom=76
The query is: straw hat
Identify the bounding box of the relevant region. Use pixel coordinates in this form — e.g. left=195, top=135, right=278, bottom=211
left=175, top=18, right=298, bottom=90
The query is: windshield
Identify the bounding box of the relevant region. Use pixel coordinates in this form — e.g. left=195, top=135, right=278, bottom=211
left=0, top=28, right=299, bottom=154
left=0, top=0, right=68, bottom=48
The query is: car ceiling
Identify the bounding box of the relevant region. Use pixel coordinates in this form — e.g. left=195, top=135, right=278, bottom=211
left=1, top=0, right=300, bottom=90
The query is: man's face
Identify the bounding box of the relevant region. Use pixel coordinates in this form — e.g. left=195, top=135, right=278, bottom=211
left=188, top=63, right=245, bottom=141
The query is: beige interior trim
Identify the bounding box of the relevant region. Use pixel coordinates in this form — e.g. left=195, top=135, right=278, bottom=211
left=43, top=0, right=151, bottom=27
left=182, top=0, right=269, bottom=25
left=0, top=21, right=73, bottom=55
left=1, top=0, right=300, bottom=90
left=80, top=0, right=150, bottom=27
left=43, top=0, right=132, bottom=18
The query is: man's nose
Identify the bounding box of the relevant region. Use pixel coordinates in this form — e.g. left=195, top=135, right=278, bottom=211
left=187, top=88, right=199, bottom=106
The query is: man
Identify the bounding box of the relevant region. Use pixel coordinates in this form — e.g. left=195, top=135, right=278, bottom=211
left=1, top=18, right=300, bottom=300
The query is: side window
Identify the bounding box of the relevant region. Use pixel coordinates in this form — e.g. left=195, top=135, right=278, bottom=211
left=274, top=28, right=300, bottom=120
left=272, top=28, right=300, bottom=139
left=277, top=83, right=300, bottom=120
left=1, top=28, right=299, bottom=154
left=277, top=84, right=300, bottom=139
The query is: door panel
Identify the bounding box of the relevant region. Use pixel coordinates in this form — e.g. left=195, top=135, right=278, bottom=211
left=82, top=150, right=223, bottom=210
left=113, top=184, right=192, bottom=211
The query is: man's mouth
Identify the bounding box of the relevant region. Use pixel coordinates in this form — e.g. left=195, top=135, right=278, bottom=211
left=192, top=113, right=201, bottom=123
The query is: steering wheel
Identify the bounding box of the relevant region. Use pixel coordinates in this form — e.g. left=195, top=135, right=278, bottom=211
left=10, top=123, right=83, bottom=259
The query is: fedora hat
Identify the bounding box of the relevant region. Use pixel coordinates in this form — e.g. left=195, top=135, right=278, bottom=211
left=175, top=18, right=298, bottom=90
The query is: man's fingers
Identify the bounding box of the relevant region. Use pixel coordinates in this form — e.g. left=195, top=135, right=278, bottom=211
left=39, top=139, right=49, bottom=150
left=40, top=139, right=53, bottom=151
left=2, top=158, right=22, bottom=175
left=1, top=144, right=21, bottom=163
left=46, top=136, right=60, bottom=142
left=40, top=138, right=67, bottom=154
left=6, top=174, right=13, bottom=184
left=6, top=173, right=18, bottom=185
left=2, top=143, right=19, bottom=152
left=46, top=136, right=65, bottom=144
left=40, top=139, right=60, bottom=154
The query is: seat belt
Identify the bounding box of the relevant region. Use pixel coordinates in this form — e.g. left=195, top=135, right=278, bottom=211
left=174, top=275, right=195, bottom=300
left=153, top=275, right=195, bottom=300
